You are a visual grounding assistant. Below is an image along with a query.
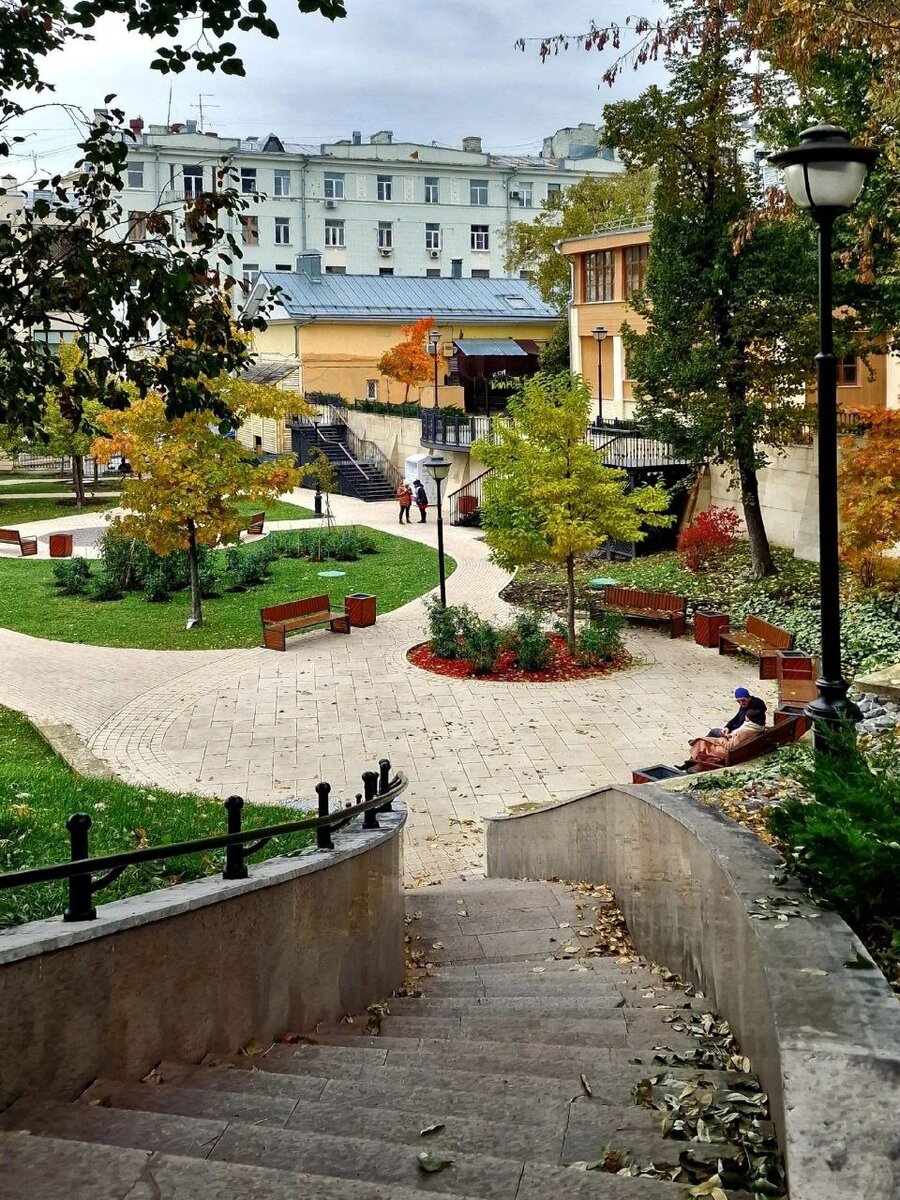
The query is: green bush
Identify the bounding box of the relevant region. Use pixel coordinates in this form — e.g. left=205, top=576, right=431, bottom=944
left=197, top=559, right=220, bottom=598
left=87, top=566, right=123, bottom=601
left=425, top=598, right=474, bottom=659
left=52, top=557, right=92, bottom=595
left=462, top=615, right=501, bottom=675
left=503, top=609, right=553, bottom=671
left=142, top=568, right=171, bottom=603
left=579, top=612, right=624, bottom=665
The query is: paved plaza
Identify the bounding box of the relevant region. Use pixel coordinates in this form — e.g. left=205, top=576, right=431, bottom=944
left=0, top=490, right=776, bottom=879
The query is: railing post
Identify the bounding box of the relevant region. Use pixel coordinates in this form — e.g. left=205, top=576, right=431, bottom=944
left=316, top=782, right=334, bottom=850
left=223, top=795, right=248, bottom=880
left=362, top=770, right=380, bottom=829
left=64, top=813, right=97, bottom=922
left=377, top=758, right=393, bottom=811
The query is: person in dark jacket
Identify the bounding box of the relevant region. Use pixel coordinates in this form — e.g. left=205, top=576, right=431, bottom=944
left=413, top=479, right=429, bottom=523
left=707, top=687, right=766, bottom=738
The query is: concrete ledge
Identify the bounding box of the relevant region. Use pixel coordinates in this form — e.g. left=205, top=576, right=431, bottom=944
left=485, top=787, right=899, bottom=1200
left=0, top=809, right=406, bottom=1108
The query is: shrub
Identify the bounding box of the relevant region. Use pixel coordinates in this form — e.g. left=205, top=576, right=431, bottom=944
left=198, top=559, right=220, bottom=598
left=425, top=598, right=475, bottom=660
left=462, top=616, right=501, bottom=675
left=52, top=558, right=92, bottom=595
left=333, top=530, right=362, bottom=561
left=224, top=546, right=272, bottom=591
left=677, top=506, right=743, bottom=572
left=142, top=568, right=171, bottom=603
left=579, top=612, right=624, bottom=664
left=87, top=566, right=123, bottom=601
left=503, top=609, right=553, bottom=671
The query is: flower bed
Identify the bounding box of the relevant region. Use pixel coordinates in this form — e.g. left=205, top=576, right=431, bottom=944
left=408, top=633, right=630, bottom=683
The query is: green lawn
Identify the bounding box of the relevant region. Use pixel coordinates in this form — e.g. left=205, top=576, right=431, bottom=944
left=0, top=705, right=313, bottom=927
left=0, top=528, right=453, bottom=650
left=0, top=496, right=118, bottom=525
left=234, top=499, right=316, bottom=522
left=0, top=479, right=121, bottom=495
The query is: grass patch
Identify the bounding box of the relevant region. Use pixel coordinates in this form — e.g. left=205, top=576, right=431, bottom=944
left=234, top=499, right=316, bottom=522
left=0, top=527, right=453, bottom=650
left=0, top=496, right=118, bottom=525
left=0, top=479, right=121, bottom=495
left=0, top=705, right=314, bottom=927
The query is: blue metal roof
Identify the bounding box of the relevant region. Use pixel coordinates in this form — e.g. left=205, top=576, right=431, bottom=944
left=257, top=272, right=556, bottom=323
left=454, top=338, right=528, bottom=356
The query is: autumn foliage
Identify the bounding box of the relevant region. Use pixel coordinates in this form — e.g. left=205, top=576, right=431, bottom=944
left=839, top=410, right=900, bottom=587
left=677, top=506, right=743, bottom=573
left=376, top=317, right=436, bottom=402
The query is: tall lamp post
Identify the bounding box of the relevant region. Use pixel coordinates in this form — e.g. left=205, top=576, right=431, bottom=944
left=423, top=452, right=451, bottom=607
left=768, top=125, right=877, bottom=751
left=592, top=325, right=608, bottom=426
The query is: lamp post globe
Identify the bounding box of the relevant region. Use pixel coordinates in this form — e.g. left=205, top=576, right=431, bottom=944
left=423, top=453, right=451, bottom=608
left=768, top=126, right=877, bottom=753
left=592, top=325, right=608, bottom=426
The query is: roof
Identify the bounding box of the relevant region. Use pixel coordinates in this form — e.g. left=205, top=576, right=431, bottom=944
left=240, top=357, right=301, bottom=384
left=454, top=338, right=528, bottom=357
left=255, top=273, right=557, bottom=324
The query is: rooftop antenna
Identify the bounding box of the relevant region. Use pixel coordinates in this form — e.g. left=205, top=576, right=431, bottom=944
left=191, top=94, right=218, bottom=132
left=166, top=86, right=173, bottom=127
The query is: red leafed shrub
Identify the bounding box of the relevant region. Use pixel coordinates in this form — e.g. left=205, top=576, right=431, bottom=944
left=677, top=506, right=743, bottom=572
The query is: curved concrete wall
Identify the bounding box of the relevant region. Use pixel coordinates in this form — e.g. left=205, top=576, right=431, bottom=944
left=485, top=787, right=899, bottom=1200
left=0, top=810, right=406, bottom=1109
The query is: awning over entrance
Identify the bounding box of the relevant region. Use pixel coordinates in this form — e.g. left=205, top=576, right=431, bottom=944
left=453, top=338, right=529, bottom=357
left=239, top=357, right=300, bottom=384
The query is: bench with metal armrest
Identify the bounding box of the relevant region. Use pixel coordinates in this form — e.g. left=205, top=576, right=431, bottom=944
left=260, top=594, right=350, bottom=651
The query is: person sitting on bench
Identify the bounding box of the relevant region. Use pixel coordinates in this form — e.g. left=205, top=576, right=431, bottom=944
left=679, top=699, right=767, bottom=771
left=707, top=686, right=766, bottom=738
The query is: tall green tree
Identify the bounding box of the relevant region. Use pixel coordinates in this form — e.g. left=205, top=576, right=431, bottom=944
left=472, top=372, right=670, bottom=650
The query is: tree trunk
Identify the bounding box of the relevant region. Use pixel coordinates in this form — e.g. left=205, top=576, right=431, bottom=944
left=565, top=553, right=577, bottom=653
left=92, top=457, right=99, bottom=484
left=72, top=455, right=85, bottom=508
left=186, top=518, right=203, bottom=628
left=736, top=455, right=776, bottom=577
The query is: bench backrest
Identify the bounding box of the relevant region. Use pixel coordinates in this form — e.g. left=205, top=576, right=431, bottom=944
left=726, top=717, right=800, bottom=765
left=260, top=595, right=331, bottom=624
left=246, top=513, right=265, bottom=531
left=603, top=586, right=686, bottom=614
left=745, top=615, right=794, bottom=650
left=0, top=529, right=22, bottom=545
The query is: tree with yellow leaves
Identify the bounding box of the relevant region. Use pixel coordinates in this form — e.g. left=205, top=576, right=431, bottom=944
left=839, top=410, right=900, bottom=588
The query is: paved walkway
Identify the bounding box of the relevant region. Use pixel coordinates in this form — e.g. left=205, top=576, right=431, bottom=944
left=0, top=489, right=776, bottom=880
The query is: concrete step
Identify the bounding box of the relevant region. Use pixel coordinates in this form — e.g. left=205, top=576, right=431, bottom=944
left=386, top=997, right=641, bottom=1018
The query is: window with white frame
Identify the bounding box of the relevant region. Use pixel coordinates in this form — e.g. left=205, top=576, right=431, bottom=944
left=424, top=176, right=439, bottom=204
left=242, top=263, right=260, bottom=285
left=546, top=182, right=561, bottom=200
left=366, top=379, right=379, bottom=401
left=470, top=179, right=488, bottom=206
left=127, top=162, right=144, bottom=189
left=324, top=172, right=345, bottom=199
left=324, top=219, right=345, bottom=247
left=273, top=169, right=291, bottom=197
left=470, top=224, right=489, bottom=251
left=182, top=165, right=203, bottom=198
left=377, top=221, right=393, bottom=250
left=518, top=182, right=533, bottom=208
left=240, top=167, right=257, bottom=194
left=425, top=223, right=441, bottom=251
left=240, top=215, right=259, bottom=245
left=274, top=216, right=290, bottom=245
left=377, top=174, right=393, bottom=201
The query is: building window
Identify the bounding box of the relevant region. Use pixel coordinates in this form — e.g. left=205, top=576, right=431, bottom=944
left=470, top=224, right=489, bottom=251
left=366, top=379, right=379, bottom=401
left=518, top=182, right=533, bottom=208
left=471, top=269, right=491, bottom=278
left=379, top=267, right=394, bottom=275
left=377, top=221, right=393, bottom=250
left=275, top=263, right=291, bottom=271
left=324, top=219, right=345, bottom=247
left=241, top=215, right=259, bottom=245
left=127, top=162, right=144, bottom=189
left=519, top=269, right=534, bottom=281
left=584, top=250, right=615, bottom=302
left=377, top=174, right=393, bottom=201
left=426, top=268, right=441, bottom=277
left=624, top=243, right=649, bottom=297
left=839, top=356, right=859, bottom=386
left=547, top=182, right=561, bottom=200
left=182, top=165, right=203, bottom=198
left=470, top=179, right=488, bottom=206
left=242, top=263, right=260, bottom=285
left=273, top=169, right=291, bottom=197
left=425, top=176, right=439, bottom=204
left=127, top=211, right=148, bottom=242
left=274, top=216, right=290, bottom=245
left=324, top=172, right=344, bottom=199
left=425, top=222, right=441, bottom=251
left=325, top=265, right=346, bottom=274
left=240, top=167, right=257, bottom=194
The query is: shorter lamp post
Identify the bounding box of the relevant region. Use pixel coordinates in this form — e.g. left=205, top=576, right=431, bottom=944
left=592, top=325, right=608, bottom=425
left=768, top=125, right=877, bottom=751
left=423, top=452, right=451, bottom=607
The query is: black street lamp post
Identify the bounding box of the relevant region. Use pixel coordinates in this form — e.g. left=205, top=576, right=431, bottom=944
left=423, top=453, right=451, bottom=607
left=592, top=325, right=608, bottom=425
left=769, top=125, right=877, bottom=751
left=428, top=328, right=441, bottom=449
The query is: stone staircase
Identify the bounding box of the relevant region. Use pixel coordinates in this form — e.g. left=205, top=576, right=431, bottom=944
left=0, top=879, right=772, bottom=1198
left=311, top=425, right=396, bottom=502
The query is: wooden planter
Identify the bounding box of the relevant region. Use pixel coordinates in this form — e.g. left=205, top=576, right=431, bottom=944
left=694, top=610, right=729, bottom=648
left=458, top=494, right=477, bottom=516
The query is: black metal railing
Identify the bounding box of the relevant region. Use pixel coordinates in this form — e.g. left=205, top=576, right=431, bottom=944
left=421, top=409, right=496, bottom=448
left=0, top=760, right=407, bottom=923
left=448, top=469, right=492, bottom=525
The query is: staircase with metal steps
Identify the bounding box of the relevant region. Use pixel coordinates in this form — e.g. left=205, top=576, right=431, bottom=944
left=310, top=425, right=396, bottom=502
left=0, top=878, right=777, bottom=1199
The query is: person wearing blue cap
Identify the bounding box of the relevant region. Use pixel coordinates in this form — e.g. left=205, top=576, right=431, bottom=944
left=707, top=687, right=766, bottom=739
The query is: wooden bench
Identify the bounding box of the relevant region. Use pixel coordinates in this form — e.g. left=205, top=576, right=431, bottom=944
left=246, top=512, right=265, bottom=536
left=260, top=594, right=350, bottom=651
left=690, top=714, right=805, bottom=773
left=0, top=528, right=37, bottom=557
left=590, top=586, right=687, bottom=639
left=719, top=615, right=794, bottom=679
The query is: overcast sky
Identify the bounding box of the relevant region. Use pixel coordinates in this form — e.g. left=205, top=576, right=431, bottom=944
left=8, top=0, right=666, bottom=183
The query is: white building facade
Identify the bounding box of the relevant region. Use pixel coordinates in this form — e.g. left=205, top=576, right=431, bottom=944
left=116, top=120, right=621, bottom=285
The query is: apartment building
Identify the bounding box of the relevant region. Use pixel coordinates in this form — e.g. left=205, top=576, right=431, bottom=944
left=116, top=120, right=621, bottom=285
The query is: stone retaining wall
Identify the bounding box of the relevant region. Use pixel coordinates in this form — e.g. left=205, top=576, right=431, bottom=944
left=485, top=787, right=899, bottom=1200
left=0, top=811, right=406, bottom=1109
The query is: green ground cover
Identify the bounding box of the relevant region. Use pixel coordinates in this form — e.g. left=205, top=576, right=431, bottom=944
left=0, top=479, right=121, bottom=495
left=0, top=528, right=452, bottom=649
left=0, top=496, right=117, bottom=525
left=234, top=499, right=316, bottom=522
left=0, top=706, right=314, bottom=927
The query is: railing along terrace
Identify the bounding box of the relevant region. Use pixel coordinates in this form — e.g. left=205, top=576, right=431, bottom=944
left=0, top=759, right=407, bottom=923
left=420, top=409, right=496, bottom=448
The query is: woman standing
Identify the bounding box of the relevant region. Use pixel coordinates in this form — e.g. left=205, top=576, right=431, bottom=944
left=413, top=479, right=429, bottom=523
left=396, top=481, right=413, bottom=524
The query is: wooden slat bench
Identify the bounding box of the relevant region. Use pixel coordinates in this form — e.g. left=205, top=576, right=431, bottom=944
left=260, top=594, right=350, bottom=651
left=719, top=615, right=794, bottom=679
left=0, top=528, right=38, bottom=557
left=246, top=512, right=265, bottom=536
left=690, top=714, right=805, bottom=773
left=590, top=586, right=687, bottom=639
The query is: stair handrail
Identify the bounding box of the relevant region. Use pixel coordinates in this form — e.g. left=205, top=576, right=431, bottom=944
left=447, top=467, right=493, bottom=524
left=344, top=428, right=403, bottom=491
left=0, top=760, right=407, bottom=922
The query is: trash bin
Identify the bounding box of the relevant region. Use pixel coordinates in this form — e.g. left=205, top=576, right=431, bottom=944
left=344, top=593, right=376, bottom=628
left=48, top=533, right=74, bottom=558
left=694, top=609, right=729, bottom=648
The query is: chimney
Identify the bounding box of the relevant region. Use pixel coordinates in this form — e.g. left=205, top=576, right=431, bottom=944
left=352, top=130, right=362, bottom=145
left=295, top=250, right=323, bottom=282
left=185, top=119, right=198, bottom=134
left=369, top=130, right=393, bottom=145
left=450, top=259, right=463, bottom=279
left=129, top=117, right=144, bottom=135
left=462, top=135, right=482, bottom=154
left=170, top=123, right=185, bottom=134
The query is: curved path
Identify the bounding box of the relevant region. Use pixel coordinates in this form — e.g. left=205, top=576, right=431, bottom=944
left=0, top=489, right=776, bottom=880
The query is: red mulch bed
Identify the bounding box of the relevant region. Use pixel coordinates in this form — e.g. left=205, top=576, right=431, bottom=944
left=407, top=634, right=630, bottom=683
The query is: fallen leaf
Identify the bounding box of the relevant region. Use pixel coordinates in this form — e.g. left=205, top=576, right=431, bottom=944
left=580, top=1073, right=593, bottom=1097
left=420, top=1123, right=446, bottom=1136
left=239, top=1038, right=264, bottom=1057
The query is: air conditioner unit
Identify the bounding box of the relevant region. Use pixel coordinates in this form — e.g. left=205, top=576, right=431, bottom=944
left=509, top=190, right=521, bottom=200
left=324, top=198, right=336, bottom=209
left=428, top=249, right=440, bottom=259
left=379, top=247, right=392, bottom=256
